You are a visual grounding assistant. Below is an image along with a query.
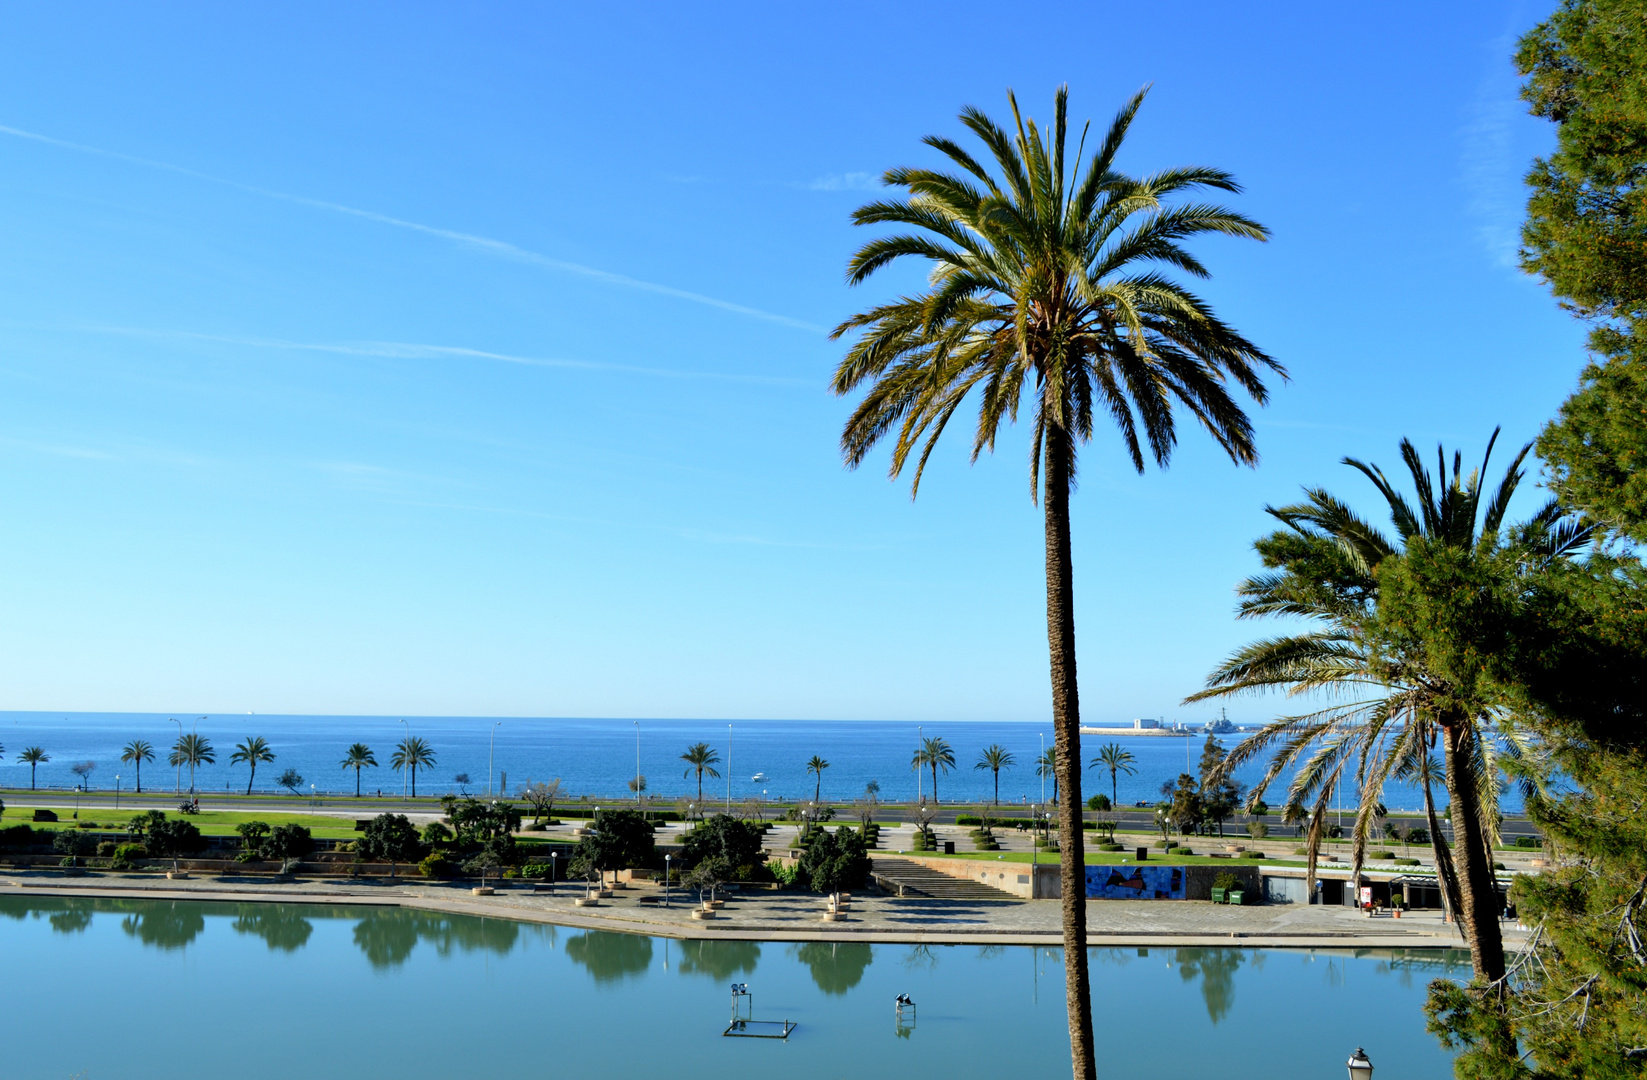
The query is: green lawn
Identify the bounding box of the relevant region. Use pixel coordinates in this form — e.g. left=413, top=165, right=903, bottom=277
left=0, top=807, right=364, bottom=840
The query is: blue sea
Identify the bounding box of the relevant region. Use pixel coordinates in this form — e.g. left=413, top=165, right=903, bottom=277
left=0, top=712, right=1518, bottom=813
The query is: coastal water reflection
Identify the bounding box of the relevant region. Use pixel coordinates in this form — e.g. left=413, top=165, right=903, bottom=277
left=0, top=896, right=1466, bottom=1080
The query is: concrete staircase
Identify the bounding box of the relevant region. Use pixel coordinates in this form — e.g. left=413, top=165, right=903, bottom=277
left=871, top=858, right=1020, bottom=901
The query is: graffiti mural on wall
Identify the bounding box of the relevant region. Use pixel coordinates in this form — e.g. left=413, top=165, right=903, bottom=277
left=1084, top=865, right=1184, bottom=900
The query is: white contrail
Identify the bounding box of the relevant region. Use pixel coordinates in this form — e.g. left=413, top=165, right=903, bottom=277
left=68, top=324, right=814, bottom=387
left=0, top=123, right=824, bottom=333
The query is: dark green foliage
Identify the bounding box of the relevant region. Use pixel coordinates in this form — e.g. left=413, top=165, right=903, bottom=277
left=419, top=851, right=457, bottom=879
left=1425, top=555, right=1647, bottom=1079
left=1197, top=738, right=1244, bottom=836
left=145, top=818, right=205, bottom=861
left=52, top=831, right=96, bottom=863
left=797, top=828, right=870, bottom=896
left=235, top=821, right=271, bottom=857
left=127, top=810, right=166, bottom=841
left=440, top=796, right=521, bottom=847
left=1518, top=0, right=1647, bottom=541
left=357, top=813, right=422, bottom=876
left=679, top=814, right=765, bottom=875
left=575, top=808, right=655, bottom=881
left=0, top=824, right=37, bottom=848
left=264, top=824, right=314, bottom=861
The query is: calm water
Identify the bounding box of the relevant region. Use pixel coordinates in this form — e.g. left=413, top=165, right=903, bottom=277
left=2, top=895, right=1462, bottom=1079
left=0, top=711, right=1514, bottom=812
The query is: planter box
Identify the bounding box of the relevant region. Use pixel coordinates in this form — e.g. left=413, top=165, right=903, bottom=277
left=471, top=886, right=495, bottom=896
left=821, top=911, right=845, bottom=922
left=691, top=908, right=716, bottom=920
left=573, top=896, right=600, bottom=907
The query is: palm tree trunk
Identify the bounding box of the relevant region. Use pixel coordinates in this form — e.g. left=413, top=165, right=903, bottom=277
left=356, top=767, right=361, bottom=797
left=136, top=762, right=141, bottom=794
left=1440, top=717, right=1505, bottom=981
left=1043, top=435, right=1095, bottom=1080
left=994, top=770, right=1000, bottom=806
left=1417, top=744, right=1463, bottom=932
left=931, top=763, right=938, bottom=803
left=1111, top=770, right=1117, bottom=805
left=246, top=764, right=255, bottom=796
left=411, top=765, right=417, bottom=799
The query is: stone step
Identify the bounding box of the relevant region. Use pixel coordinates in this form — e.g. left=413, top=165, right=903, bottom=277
left=871, top=858, right=1020, bottom=901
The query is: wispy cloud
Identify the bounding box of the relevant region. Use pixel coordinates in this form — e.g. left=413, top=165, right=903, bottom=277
left=0, top=123, right=823, bottom=333
left=802, top=172, right=878, bottom=192
left=58, top=324, right=815, bottom=388
left=1458, top=34, right=1528, bottom=269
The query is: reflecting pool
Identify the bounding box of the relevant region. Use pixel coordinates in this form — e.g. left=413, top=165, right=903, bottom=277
left=1, top=897, right=1463, bottom=1078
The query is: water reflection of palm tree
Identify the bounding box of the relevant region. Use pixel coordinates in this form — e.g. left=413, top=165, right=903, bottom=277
left=790, top=941, right=873, bottom=995
left=566, top=930, right=654, bottom=985
left=1172, top=948, right=1244, bottom=1024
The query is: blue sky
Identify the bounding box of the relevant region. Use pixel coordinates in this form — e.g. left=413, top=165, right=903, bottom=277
left=0, top=2, right=1582, bottom=722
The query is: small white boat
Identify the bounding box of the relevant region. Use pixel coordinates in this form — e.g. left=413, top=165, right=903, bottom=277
left=750, top=772, right=767, bottom=782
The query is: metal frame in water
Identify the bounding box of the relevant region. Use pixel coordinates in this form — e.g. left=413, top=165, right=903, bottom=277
left=723, top=982, right=795, bottom=1039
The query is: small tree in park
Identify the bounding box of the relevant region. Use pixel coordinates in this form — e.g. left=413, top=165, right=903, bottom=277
left=358, top=813, right=422, bottom=880
left=147, top=817, right=206, bottom=873
left=799, top=828, right=871, bottom=906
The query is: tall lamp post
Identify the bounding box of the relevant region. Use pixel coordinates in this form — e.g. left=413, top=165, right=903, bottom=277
left=1347, top=1049, right=1373, bottom=1080
left=726, top=723, right=732, bottom=812
left=633, top=720, right=641, bottom=804
left=171, top=718, right=183, bottom=795
left=115, top=775, right=121, bottom=811
left=488, top=721, right=502, bottom=797
left=664, top=854, right=673, bottom=908
left=399, top=719, right=410, bottom=800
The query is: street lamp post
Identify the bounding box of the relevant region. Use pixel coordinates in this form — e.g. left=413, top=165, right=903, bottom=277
left=633, top=721, right=641, bottom=804
left=726, top=723, right=732, bottom=812
left=664, top=854, right=672, bottom=908
left=1347, top=1048, right=1373, bottom=1080
left=115, top=775, right=121, bottom=811
left=171, top=718, right=183, bottom=795
left=488, top=721, right=502, bottom=797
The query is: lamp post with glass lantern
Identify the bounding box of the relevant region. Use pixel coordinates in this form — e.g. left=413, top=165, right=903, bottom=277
left=1346, top=1049, right=1373, bottom=1080
left=664, top=854, right=672, bottom=908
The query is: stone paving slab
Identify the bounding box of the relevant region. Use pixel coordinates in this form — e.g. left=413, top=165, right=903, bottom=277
left=1, top=872, right=1509, bottom=950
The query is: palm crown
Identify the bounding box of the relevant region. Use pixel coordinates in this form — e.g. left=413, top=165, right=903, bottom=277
left=121, top=739, right=154, bottom=794
left=911, top=736, right=955, bottom=802
left=681, top=742, right=721, bottom=802
left=340, top=743, right=378, bottom=797
left=1089, top=743, right=1137, bottom=804
left=230, top=736, right=276, bottom=795
left=1188, top=430, right=1589, bottom=980
left=974, top=744, right=1016, bottom=805
left=391, top=737, right=437, bottom=797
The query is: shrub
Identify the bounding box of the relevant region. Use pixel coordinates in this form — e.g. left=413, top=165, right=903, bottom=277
left=1406, top=827, right=1430, bottom=845
left=264, top=824, right=315, bottom=861
left=75, top=820, right=99, bottom=830
left=1177, top=847, right=1194, bottom=856
left=520, top=862, right=553, bottom=879
left=96, top=841, right=117, bottom=857
left=1213, top=872, right=1240, bottom=891
left=111, top=843, right=147, bottom=870
left=1370, top=850, right=1396, bottom=860
left=1098, top=842, right=1123, bottom=852
left=419, top=852, right=458, bottom=879
left=422, top=821, right=454, bottom=847
left=1394, top=857, right=1420, bottom=866
left=1494, top=861, right=1507, bottom=871
left=769, top=861, right=802, bottom=888
left=1513, top=835, right=1543, bottom=849
left=0, top=824, right=35, bottom=848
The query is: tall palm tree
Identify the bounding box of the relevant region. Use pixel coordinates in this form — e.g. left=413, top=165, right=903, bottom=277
left=340, top=743, right=377, bottom=797
left=1187, top=430, right=1588, bottom=981
left=391, top=737, right=436, bottom=798
left=1090, top=743, right=1137, bottom=805
left=230, top=736, right=276, bottom=795
left=974, top=744, right=1016, bottom=805
left=1035, top=747, right=1062, bottom=804
left=830, top=86, right=1279, bottom=1080
left=120, top=740, right=154, bottom=794
left=911, top=736, right=956, bottom=802
left=169, top=734, right=214, bottom=794
left=19, top=746, right=48, bottom=790
left=680, top=743, right=722, bottom=802
left=806, top=755, right=831, bottom=802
